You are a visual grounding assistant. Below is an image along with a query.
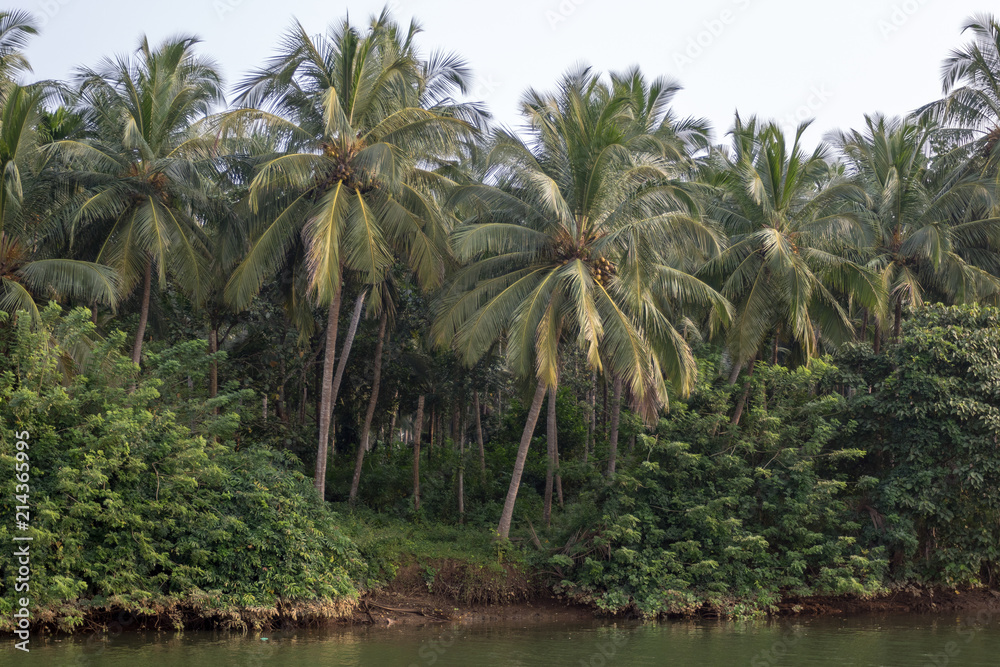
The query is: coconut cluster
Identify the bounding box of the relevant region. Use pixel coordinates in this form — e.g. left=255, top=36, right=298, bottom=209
left=592, top=256, right=615, bottom=285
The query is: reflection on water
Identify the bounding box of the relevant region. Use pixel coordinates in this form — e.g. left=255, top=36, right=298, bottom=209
left=4, top=611, right=1000, bottom=666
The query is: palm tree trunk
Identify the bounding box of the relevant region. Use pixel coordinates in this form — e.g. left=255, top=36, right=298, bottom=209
left=208, top=322, right=218, bottom=400
left=349, top=310, right=387, bottom=506
left=413, top=394, right=425, bottom=511
left=860, top=308, right=869, bottom=344
left=727, top=357, right=743, bottom=385
left=892, top=296, right=903, bottom=340
left=473, top=390, right=486, bottom=474
left=586, top=371, right=596, bottom=463
left=497, top=379, right=548, bottom=540
left=458, top=407, right=465, bottom=524
left=731, top=353, right=759, bottom=426
left=555, top=442, right=564, bottom=509
left=543, top=386, right=556, bottom=527
left=388, top=391, right=399, bottom=443
left=606, top=375, right=623, bottom=477
left=327, top=290, right=367, bottom=437
left=429, top=407, right=435, bottom=462
left=131, top=257, right=153, bottom=366
left=602, top=376, right=609, bottom=438
left=323, top=290, right=367, bottom=468
left=314, top=284, right=343, bottom=499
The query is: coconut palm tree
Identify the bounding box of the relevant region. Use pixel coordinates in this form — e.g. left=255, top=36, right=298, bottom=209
left=700, top=115, right=886, bottom=384
left=436, top=67, right=730, bottom=540
left=216, top=10, right=477, bottom=499
left=918, top=13, right=1000, bottom=167
left=830, top=114, right=1000, bottom=339
left=0, top=84, right=117, bottom=322
left=0, top=10, right=37, bottom=98
left=50, top=36, right=221, bottom=365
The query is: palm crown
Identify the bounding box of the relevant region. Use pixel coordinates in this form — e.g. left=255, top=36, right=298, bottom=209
left=437, top=67, right=728, bottom=419
left=701, top=115, right=886, bottom=366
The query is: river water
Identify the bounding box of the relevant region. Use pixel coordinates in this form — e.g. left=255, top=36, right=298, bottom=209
left=4, top=612, right=999, bottom=666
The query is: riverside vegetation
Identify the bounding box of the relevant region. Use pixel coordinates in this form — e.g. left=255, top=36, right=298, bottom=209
left=2, top=7, right=1000, bottom=632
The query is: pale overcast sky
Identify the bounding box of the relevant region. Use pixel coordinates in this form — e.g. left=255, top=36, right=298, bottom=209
left=11, top=0, right=995, bottom=147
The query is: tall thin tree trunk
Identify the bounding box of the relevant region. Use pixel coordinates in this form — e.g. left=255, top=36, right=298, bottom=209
left=860, top=308, right=869, bottom=344
left=555, top=443, right=564, bottom=509
left=731, top=353, right=759, bottom=426
left=429, top=407, right=435, bottom=462
left=413, top=395, right=425, bottom=511
left=583, top=371, right=597, bottom=463
left=327, top=291, right=367, bottom=430
left=497, top=379, right=548, bottom=540
left=602, top=376, right=609, bottom=439
left=606, top=375, right=623, bottom=477
left=131, top=258, right=153, bottom=366
left=349, top=310, right=387, bottom=506
left=543, top=386, right=557, bottom=527
left=388, top=391, right=399, bottom=444
left=893, top=296, right=903, bottom=340
left=458, top=408, right=465, bottom=524
left=208, top=322, right=219, bottom=406
left=873, top=320, right=883, bottom=353
left=727, top=357, right=743, bottom=385
left=473, top=390, right=486, bottom=474
left=314, top=284, right=343, bottom=499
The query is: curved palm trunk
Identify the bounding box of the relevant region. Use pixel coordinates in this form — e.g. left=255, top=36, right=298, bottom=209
left=605, top=375, right=623, bottom=477
left=349, top=310, right=387, bottom=506
left=543, top=386, right=557, bottom=526
left=314, top=285, right=343, bottom=499
left=473, top=390, right=486, bottom=474
left=413, top=394, right=425, bottom=511
left=328, top=290, right=367, bottom=423
left=727, top=358, right=743, bottom=385
left=497, top=379, right=548, bottom=541
left=131, top=258, right=153, bottom=366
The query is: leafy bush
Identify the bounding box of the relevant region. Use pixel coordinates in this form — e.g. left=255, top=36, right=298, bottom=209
left=554, top=358, right=886, bottom=617
left=838, top=304, right=1000, bottom=586
left=0, top=306, right=360, bottom=631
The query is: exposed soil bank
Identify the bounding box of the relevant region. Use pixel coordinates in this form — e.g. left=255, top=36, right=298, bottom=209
left=353, top=586, right=1000, bottom=628
left=11, top=580, right=1000, bottom=634
left=776, top=586, right=1000, bottom=617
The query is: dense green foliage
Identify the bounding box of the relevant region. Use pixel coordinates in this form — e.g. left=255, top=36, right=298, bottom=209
left=839, top=304, right=1000, bottom=587
left=0, top=306, right=359, bottom=631
left=2, top=7, right=1000, bottom=629
left=549, top=358, right=884, bottom=616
